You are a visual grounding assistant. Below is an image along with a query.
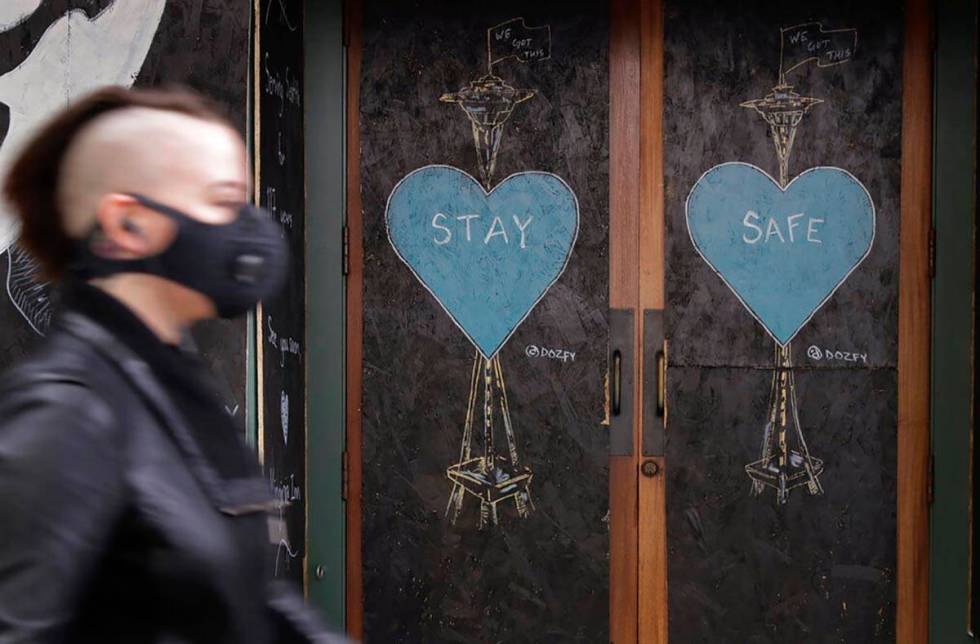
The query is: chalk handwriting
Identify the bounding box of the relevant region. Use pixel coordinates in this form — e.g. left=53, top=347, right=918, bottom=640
left=487, top=17, right=552, bottom=70
left=525, top=344, right=576, bottom=363
left=272, top=472, right=302, bottom=506
left=806, top=345, right=868, bottom=364
left=263, top=52, right=301, bottom=117
left=269, top=470, right=301, bottom=577
left=742, top=210, right=823, bottom=244
left=431, top=212, right=533, bottom=248
left=266, top=316, right=302, bottom=367
left=264, top=186, right=294, bottom=234
left=785, top=27, right=851, bottom=57
left=779, top=23, right=858, bottom=81
left=280, top=391, right=289, bottom=446
left=265, top=186, right=277, bottom=213
left=265, top=0, right=298, bottom=32
left=785, top=29, right=852, bottom=59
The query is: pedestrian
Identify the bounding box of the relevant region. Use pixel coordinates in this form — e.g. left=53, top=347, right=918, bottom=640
left=0, top=86, right=343, bottom=643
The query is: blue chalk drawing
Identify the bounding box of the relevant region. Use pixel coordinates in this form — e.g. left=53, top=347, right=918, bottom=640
left=686, top=162, right=875, bottom=346
left=386, top=164, right=579, bottom=359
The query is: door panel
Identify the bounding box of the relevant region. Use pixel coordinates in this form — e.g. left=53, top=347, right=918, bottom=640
left=661, top=0, right=906, bottom=640
left=354, top=1, right=610, bottom=640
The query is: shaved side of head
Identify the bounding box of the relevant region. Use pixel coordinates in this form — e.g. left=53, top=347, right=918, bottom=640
left=4, top=86, right=237, bottom=278
left=57, top=107, right=243, bottom=238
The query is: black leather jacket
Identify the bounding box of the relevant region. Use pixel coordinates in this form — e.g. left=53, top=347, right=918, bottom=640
left=0, top=289, right=341, bottom=643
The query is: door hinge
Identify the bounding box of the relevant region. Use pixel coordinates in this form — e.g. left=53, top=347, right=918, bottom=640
left=928, top=226, right=936, bottom=278
left=342, top=225, right=350, bottom=276
left=927, top=453, right=935, bottom=505
left=341, top=450, right=349, bottom=501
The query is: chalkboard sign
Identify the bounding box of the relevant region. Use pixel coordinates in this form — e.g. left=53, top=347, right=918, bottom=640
left=664, top=1, right=902, bottom=639
left=258, top=0, right=306, bottom=584
left=0, top=1, right=250, bottom=429
left=359, top=1, right=609, bottom=640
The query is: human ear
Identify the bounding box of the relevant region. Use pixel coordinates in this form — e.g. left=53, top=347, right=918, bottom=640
left=92, top=193, right=160, bottom=258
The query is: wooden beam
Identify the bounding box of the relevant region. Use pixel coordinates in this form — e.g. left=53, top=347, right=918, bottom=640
left=897, top=0, right=932, bottom=640
left=637, top=0, right=666, bottom=641
left=610, top=0, right=641, bottom=641
left=344, top=0, right=365, bottom=638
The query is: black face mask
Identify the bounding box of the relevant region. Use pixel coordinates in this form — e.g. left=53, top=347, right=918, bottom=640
left=72, top=194, right=289, bottom=318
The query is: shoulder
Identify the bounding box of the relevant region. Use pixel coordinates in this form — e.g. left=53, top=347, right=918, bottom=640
left=0, top=327, right=121, bottom=446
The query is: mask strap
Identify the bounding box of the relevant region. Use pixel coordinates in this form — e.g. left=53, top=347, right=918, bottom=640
left=69, top=194, right=177, bottom=279
left=129, top=193, right=190, bottom=223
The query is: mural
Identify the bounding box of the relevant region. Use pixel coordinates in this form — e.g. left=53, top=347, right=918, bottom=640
left=0, top=0, right=166, bottom=334
left=360, top=2, right=609, bottom=636
left=384, top=17, right=581, bottom=529
left=685, top=22, right=874, bottom=503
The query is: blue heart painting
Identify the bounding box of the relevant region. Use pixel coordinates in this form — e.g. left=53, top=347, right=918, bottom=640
left=386, top=165, right=579, bottom=358
left=686, top=163, right=875, bottom=346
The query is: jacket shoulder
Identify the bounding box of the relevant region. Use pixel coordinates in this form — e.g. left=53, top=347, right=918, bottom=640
left=0, top=327, right=121, bottom=440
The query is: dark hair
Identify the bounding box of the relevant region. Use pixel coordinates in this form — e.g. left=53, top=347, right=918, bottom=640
left=3, top=85, right=231, bottom=278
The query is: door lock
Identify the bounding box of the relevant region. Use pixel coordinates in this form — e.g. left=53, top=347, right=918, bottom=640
left=641, top=459, right=660, bottom=478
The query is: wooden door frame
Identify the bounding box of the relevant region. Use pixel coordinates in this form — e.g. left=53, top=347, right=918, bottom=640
left=609, top=1, right=642, bottom=640
left=897, top=0, right=932, bottom=640
left=637, top=0, right=666, bottom=640
left=344, top=0, right=365, bottom=638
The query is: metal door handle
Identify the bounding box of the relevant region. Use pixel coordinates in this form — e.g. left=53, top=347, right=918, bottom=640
left=656, top=349, right=665, bottom=417
left=612, top=349, right=622, bottom=416
left=642, top=310, right=665, bottom=456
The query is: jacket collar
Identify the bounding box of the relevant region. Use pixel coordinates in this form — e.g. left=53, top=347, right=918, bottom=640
left=58, top=310, right=276, bottom=516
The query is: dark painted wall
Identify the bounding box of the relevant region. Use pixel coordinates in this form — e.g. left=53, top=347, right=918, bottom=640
left=359, top=1, right=609, bottom=640
left=663, top=1, right=902, bottom=640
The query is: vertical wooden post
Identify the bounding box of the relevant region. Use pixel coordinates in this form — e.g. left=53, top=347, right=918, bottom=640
left=610, top=0, right=641, bottom=640
left=344, top=0, right=365, bottom=638
left=897, top=0, right=932, bottom=640
left=637, top=0, right=666, bottom=641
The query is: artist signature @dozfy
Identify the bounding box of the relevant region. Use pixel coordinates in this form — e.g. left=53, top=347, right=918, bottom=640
left=807, top=345, right=868, bottom=364
left=525, top=344, right=576, bottom=363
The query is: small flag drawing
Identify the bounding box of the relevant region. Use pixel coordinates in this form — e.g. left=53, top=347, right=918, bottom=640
left=487, top=17, right=551, bottom=71
left=779, top=22, right=858, bottom=81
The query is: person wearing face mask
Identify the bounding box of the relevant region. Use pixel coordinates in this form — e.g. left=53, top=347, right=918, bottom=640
left=0, top=87, right=345, bottom=643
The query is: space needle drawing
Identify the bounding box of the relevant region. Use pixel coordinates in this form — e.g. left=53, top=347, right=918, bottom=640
left=440, top=19, right=546, bottom=190
left=741, top=23, right=860, bottom=503
left=437, top=18, right=552, bottom=528
left=387, top=16, right=569, bottom=531
left=685, top=23, right=874, bottom=505
left=739, top=86, right=826, bottom=501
